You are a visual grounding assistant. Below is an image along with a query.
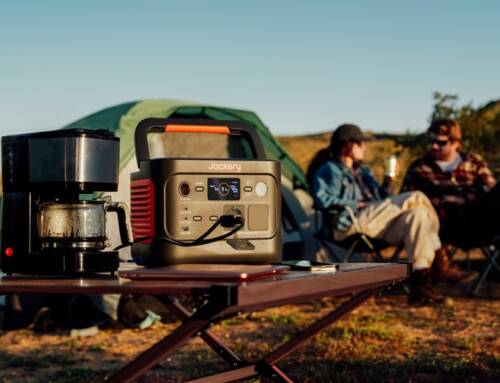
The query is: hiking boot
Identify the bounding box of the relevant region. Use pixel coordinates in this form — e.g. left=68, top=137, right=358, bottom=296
left=435, top=264, right=478, bottom=284
left=408, top=268, right=444, bottom=305
left=432, top=247, right=478, bottom=284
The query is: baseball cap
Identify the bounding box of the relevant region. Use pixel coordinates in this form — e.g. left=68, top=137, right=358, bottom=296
left=331, top=124, right=372, bottom=143
left=428, top=119, right=462, bottom=141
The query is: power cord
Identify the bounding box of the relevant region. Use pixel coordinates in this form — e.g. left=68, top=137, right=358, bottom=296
left=114, top=215, right=244, bottom=251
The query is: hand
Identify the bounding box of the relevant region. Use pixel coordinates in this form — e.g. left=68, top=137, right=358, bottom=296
left=382, top=175, right=394, bottom=186
left=357, top=201, right=368, bottom=209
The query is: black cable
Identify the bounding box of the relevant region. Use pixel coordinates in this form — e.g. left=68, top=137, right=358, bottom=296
left=114, top=215, right=244, bottom=251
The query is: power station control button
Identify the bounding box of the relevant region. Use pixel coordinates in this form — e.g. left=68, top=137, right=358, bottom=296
left=193, top=216, right=202, bottom=221
left=244, top=186, right=253, bottom=192
left=209, top=215, right=218, bottom=221
left=255, top=182, right=268, bottom=197
left=179, top=182, right=191, bottom=196
left=195, top=186, right=204, bottom=192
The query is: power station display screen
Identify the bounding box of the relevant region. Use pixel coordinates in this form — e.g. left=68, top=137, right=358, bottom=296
left=208, top=178, right=240, bottom=200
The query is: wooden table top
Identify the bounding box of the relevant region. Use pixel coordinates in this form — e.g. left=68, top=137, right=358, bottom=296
left=0, top=263, right=408, bottom=313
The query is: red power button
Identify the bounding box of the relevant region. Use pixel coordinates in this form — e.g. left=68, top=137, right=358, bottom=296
left=4, top=247, right=14, bottom=257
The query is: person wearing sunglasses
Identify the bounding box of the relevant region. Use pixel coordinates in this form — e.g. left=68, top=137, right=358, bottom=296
left=312, top=124, right=443, bottom=304
left=402, top=119, right=497, bottom=284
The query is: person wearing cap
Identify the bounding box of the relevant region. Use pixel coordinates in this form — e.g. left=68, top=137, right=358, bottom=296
left=402, top=119, right=498, bottom=282
left=311, top=123, right=443, bottom=304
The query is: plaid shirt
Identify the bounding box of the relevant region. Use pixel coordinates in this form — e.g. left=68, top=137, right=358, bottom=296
left=401, top=152, right=496, bottom=201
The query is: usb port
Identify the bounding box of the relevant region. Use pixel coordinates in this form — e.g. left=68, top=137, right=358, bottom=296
left=182, top=226, right=189, bottom=231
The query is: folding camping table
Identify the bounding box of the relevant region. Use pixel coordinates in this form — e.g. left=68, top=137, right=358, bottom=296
left=0, top=263, right=408, bottom=383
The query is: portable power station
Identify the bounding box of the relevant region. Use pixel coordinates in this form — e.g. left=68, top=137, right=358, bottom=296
left=130, top=118, right=281, bottom=267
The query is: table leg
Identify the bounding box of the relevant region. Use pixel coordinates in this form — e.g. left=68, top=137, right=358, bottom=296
left=256, top=287, right=380, bottom=381
left=162, top=295, right=244, bottom=367
left=106, top=298, right=231, bottom=383
left=184, top=287, right=380, bottom=383
left=185, top=365, right=258, bottom=383
left=256, top=363, right=294, bottom=383
left=183, top=364, right=291, bottom=383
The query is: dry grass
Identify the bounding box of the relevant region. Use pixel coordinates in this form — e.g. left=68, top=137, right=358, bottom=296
left=0, top=291, right=498, bottom=382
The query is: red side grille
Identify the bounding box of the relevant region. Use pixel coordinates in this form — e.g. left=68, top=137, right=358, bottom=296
left=131, top=179, right=155, bottom=243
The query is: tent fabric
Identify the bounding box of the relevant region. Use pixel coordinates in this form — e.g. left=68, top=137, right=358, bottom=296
left=62, top=99, right=307, bottom=189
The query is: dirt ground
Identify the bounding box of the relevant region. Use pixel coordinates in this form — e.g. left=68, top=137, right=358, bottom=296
left=0, top=282, right=498, bottom=383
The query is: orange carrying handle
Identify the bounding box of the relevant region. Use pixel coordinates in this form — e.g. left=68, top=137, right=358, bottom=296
left=135, top=117, right=267, bottom=165
left=164, top=124, right=230, bottom=135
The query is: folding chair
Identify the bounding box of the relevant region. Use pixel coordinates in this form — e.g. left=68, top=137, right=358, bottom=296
left=439, top=201, right=500, bottom=295
left=469, top=236, right=500, bottom=295
left=314, top=204, right=403, bottom=263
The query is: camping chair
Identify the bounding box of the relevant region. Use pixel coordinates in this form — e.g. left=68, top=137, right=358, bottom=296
left=438, top=197, right=500, bottom=295
left=467, top=236, right=500, bottom=295
left=314, top=204, right=403, bottom=263
left=445, top=237, right=500, bottom=295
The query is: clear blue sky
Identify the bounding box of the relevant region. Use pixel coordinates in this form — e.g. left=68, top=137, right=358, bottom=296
left=1, top=1, right=499, bottom=136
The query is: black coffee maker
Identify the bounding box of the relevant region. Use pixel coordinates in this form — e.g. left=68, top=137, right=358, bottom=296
left=1, top=129, right=130, bottom=274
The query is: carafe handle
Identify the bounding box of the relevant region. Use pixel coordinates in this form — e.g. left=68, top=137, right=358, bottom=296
left=106, top=202, right=132, bottom=246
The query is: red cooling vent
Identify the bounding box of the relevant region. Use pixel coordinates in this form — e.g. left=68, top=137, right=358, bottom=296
left=131, top=179, right=155, bottom=243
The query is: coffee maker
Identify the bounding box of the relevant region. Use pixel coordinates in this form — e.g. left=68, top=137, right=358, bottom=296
left=1, top=129, right=130, bottom=274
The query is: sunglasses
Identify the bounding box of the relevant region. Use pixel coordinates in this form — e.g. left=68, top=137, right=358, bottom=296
left=431, top=138, right=449, bottom=147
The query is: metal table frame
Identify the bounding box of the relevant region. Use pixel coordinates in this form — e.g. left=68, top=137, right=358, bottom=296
left=0, top=263, right=408, bottom=383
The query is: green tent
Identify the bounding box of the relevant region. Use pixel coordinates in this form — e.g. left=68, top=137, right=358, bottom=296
left=63, top=99, right=307, bottom=188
